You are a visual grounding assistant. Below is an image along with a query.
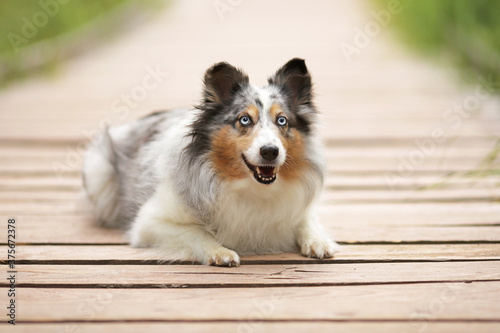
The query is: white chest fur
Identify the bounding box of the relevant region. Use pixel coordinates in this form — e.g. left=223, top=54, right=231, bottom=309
left=210, top=177, right=316, bottom=254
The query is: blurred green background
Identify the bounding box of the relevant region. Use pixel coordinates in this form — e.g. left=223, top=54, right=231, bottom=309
left=371, top=0, right=500, bottom=173
left=372, top=0, right=500, bottom=93
left=1, top=0, right=499, bottom=93
left=0, top=0, right=162, bottom=85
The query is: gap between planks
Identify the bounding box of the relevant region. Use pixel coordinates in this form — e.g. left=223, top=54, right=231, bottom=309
left=8, top=244, right=500, bottom=265
left=7, top=323, right=500, bottom=333
left=5, top=261, right=500, bottom=288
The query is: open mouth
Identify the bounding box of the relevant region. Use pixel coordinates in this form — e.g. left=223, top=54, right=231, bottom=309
left=242, top=154, right=277, bottom=185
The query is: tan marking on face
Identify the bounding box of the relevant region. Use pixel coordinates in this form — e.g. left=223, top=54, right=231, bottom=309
left=270, top=103, right=288, bottom=135
left=279, top=129, right=309, bottom=180
left=246, top=105, right=259, bottom=122
left=210, top=125, right=257, bottom=180
left=270, top=103, right=283, bottom=120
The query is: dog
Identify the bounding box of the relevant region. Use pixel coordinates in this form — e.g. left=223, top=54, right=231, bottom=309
left=82, top=58, right=339, bottom=266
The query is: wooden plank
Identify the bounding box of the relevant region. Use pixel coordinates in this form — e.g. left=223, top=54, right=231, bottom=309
left=0, top=138, right=80, bottom=148
left=2, top=187, right=500, bottom=205
left=2, top=173, right=499, bottom=193
left=13, top=282, right=500, bottom=321
left=0, top=175, right=81, bottom=187
left=0, top=184, right=79, bottom=192
left=0, top=169, right=79, bottom=177
left=1, top=144, right=495, bottom=158
left=10, top=201, right=500, bottom=226
left=1, top=135, right=495, bottom=148
left=318, top=203, right=500, bottom=226
left=12, top=322, right=500, bottom=333
left=0, top=216, right=125, bottom=244
left=320, top=188, right=500, bottom=203
left=0, top=202, right=88, bottom=215
left=3, top=153, right=496, bottom=164
left=2, top=171, right=498, bottom=186
left=3, top=213, right=499, bottom=244
left=1, top=163, right=495, bottom=176
left=331, top=225, right=500, bottom=243
left=1, top=147, right=494, bottom=180
left=324, top=175, right=500, bottom=190
left=0, top=175, right=499, bottom=207
left=2, top=186, right=500, bottom=209
left=1, top=152, right=493, bottom=185
left=0, top=158, right=74, bottom=171
left=0, top=136, right=495, bottom=149
left=0, top=167, right=432, bottom=179
left=8, top=220, right=500, bottom=245
left=12, top=244, right=500, bottom=263
left=1, top=169, right=498, bottom=190
left=0, top=156, right=493, bottom=173
left=0, top=190, right=81, bottom=203
left=9, top=262, right=500, bottom=287
left=0, top=164, right=489, bottom=176
left=324, top=157, right=490, bottom=171
left=0, top=146, right=75, bottom=156
left=324, top=145, right=497, bottom=158
left=1, top=139, right=497, bottom=174
left=8, top=323, right=500, bottom=333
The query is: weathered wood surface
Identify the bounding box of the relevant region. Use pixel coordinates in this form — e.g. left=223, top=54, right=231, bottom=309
left=3, top=213, right=499, bottom=244
left=9, top=323, right=500, bottom=333
left=9, top=262, right=500, bottom=287
left=14, top=282, right=500, bottom=321
left=1, top=0, right=499, bottom=332
left=12, top=244, right=500, bottom=263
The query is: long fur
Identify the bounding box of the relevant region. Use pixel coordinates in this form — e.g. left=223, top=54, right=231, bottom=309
left=82, top=58, right=339, bottom=266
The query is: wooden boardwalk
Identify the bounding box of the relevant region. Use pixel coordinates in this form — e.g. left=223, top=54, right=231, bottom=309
left=2, top=0, right=500, bottom=332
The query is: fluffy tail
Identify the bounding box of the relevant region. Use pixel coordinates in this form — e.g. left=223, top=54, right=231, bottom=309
left=82, top=130, right=123, bottom=228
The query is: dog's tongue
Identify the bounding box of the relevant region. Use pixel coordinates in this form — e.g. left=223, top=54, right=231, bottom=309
left=258, top=166, right=275, bottom=177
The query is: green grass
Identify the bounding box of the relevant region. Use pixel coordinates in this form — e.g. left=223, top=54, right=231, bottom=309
left=371, top=0, right=500, bottom=93
left=0, top=0, right=163, bottom=85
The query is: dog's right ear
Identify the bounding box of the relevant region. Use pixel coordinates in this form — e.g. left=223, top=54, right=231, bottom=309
left=202, top=62, right=249, bottom=105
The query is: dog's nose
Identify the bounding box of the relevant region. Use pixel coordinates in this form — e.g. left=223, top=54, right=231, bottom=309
left=260, top=145, right=279, bottom=161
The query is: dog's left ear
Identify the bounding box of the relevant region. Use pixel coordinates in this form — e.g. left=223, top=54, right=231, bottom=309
left=202, top=62, right=249, bottom=105
left=268, top=58, right=313, bottom=106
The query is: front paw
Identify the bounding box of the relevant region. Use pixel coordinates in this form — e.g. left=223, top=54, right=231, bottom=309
left=206, top=247, right=240, bottom=267
left=300, top=237, right=340, bottom=259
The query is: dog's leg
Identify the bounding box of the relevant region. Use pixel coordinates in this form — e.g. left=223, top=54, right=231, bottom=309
left=296, top=211, right=340, bottom=259
left=129, top=182, right=240, bottom=267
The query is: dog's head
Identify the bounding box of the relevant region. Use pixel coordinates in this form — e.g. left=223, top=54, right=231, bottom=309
left=189, top=58, right=319, bottom=185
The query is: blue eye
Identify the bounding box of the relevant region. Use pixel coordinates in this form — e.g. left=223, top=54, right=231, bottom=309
left=277, top=116, right=287, bottom=127
left=239, top=116, right=252, bottom=126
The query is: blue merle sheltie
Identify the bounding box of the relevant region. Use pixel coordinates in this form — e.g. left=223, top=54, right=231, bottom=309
left=82, top=58, right=339, bottom=266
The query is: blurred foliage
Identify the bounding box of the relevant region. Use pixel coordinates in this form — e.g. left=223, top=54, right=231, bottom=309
left=0, top=0, right=164, bottom=85
left=0, top=0, right=127, bottom=53
left=372, top=0, right=500, bottom=189
left=372, top=0, right=500, bottom=93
